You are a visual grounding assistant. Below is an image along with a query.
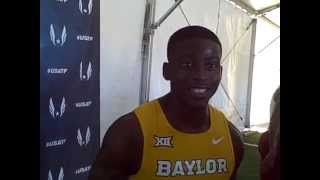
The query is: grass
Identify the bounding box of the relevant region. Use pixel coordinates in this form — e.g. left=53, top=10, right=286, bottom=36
left=237, top=131, right=262, bottom=180
left=243, top=131, right=262, bottom=145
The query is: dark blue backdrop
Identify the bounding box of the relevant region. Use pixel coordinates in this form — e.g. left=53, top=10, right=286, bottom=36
left=40, top=0, right=100, bottom=180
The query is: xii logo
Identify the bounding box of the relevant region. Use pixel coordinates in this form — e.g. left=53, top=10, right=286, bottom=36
left=48, top=167, right=63, bottom=180
left=154, top=136, right=174, bottom=148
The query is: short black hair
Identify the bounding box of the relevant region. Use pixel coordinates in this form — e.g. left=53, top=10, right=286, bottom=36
left=167, top=26, right=222, bottom=60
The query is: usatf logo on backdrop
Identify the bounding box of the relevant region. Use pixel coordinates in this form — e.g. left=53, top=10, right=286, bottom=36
left=46, top=138, right=66, bottom=148
left=80, top=61, right=92, bottom=80
left=49, top=97, right=66, bottom=119
left=48, top=167, right=64, bottom=180
left=75, top=100, right=92, bottom=108
left=50, top=24, right=67, bottom=47
left=56, top=0, right=68, bottom=2
left=79, top=0, right=93, bottom=15
left=77, top=35, right=93, bottom=41
left=47, top=68, right=68, bottom=74
left=77, top=126, right=91, bottom=147
left=75, top=165, right=91, bottom=175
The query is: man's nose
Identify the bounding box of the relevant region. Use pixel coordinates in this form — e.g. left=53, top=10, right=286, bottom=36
left=192, top=63, right=207, bottom=81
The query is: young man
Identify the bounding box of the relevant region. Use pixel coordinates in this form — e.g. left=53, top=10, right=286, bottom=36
left=88, top=26, right=244, bottom=180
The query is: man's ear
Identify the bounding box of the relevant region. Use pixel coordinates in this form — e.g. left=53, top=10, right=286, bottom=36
left=163, top=62, right=170, bottom=80
left=220, top=65, right=223, bottom=77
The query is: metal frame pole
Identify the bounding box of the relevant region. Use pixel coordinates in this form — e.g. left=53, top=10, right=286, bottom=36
left=139, top=0, right=185, bottom=104
left=245, top=18, right=257, bottom=128
left=139, top=0, right=156, bottom=104
left=152, top=0, right=184, bottom=29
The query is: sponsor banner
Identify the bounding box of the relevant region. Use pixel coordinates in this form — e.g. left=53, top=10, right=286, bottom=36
left=40, top=0, right=100, bottom=179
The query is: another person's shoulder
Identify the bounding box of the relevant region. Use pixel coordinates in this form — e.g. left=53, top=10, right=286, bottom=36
left=273, top=86, right=280, bottom=101
left=270, top=87, right=280, bottom=115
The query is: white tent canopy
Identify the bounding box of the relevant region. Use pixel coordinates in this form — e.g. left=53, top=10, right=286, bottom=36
left=229, top=0, right=279, bottom=26
left=228, top=0, right=280, bottom=132
left=100, top=0, right=280, bottom=141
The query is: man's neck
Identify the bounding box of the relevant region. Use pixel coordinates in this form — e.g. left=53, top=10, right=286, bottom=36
left=159, top=94, right=210, bottom=133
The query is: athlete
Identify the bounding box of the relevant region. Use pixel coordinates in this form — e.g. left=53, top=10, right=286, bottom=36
left=88, top=25, right=244, bottom=180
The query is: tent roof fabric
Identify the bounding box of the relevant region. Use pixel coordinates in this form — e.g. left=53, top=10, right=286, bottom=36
left=239, top=0, right=279, bottom=11
left=229, top=0, right=280, bottom=27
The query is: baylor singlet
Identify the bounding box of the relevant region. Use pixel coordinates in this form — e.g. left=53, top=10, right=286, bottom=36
left=131, top=100, right=235, bottom=180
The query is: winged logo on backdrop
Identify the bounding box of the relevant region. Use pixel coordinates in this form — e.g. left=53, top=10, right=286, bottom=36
left=77, top=126, right=91, bottom=147
left=79, top=0, right=93, bottom=15
left=49, top=97, right=66, bottom=119
left=48, top=167, right=64, bottom=180
left=80, top=61, right=92, bottom=80
left=50, top=24, right=67, bottom=47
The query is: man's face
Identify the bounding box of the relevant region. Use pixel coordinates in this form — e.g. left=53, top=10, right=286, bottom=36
left=165, top=38, right=222, bottom=108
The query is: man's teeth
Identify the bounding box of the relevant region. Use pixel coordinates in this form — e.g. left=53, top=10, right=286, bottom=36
left=192, top=88, right=207, bottom=93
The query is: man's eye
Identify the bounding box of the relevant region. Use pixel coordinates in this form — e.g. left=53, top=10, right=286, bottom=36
left=206, top=63, right=220, bottom=70
left=181, top=62, right=192, bottom=68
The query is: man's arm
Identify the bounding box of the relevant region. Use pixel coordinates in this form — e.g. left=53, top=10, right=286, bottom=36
left=228, top=121, right=244, bottom=180
left=88, top=113, right=143, bottom=180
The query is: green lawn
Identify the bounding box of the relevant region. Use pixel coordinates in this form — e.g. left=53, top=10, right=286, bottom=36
left=237, top=131, right=262, bottom=180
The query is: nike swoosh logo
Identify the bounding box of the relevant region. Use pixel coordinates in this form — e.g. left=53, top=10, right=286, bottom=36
left=212, top=136, right=224, bottom=144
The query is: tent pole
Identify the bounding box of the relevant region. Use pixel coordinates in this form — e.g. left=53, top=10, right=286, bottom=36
left=228, top=0, right=257, bottom=15
left=257, top=3, right=280, bottom=15
left=140, top=0, right=156, bottom=104
left=152, top=0, right=184, bottom=29
left=259, top=15, right=280, bottom=29
left=140, top=0, right=185, bottom=104
left=245, top=18, right=257, bottom=128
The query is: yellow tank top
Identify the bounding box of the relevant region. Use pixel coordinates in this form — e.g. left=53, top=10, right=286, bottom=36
left=131, top=100, right=235, bottom=180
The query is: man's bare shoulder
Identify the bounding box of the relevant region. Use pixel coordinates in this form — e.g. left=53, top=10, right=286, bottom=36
left=88, top=112, right=143, bottom=180
left=101, top=112, right=141, bottom=148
